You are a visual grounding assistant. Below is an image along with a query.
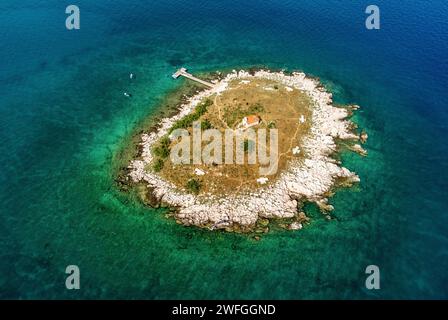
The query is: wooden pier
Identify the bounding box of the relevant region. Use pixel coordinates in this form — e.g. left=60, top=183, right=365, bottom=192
left=172, top=68, right=214, bottom=88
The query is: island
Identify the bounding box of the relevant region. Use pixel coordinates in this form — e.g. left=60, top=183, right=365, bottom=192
left=121, top=68, right=367, bottom=233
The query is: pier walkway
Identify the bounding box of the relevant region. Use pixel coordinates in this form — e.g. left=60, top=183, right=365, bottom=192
left=172, top=68, right=214, bottom=88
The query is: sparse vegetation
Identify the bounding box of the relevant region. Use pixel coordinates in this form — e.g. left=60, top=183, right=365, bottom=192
left=248, top=102, right=265, bottom=113
left=169, top=99, right=213, bottom=133
left=186, top=179, right=201, bottom=194
left=201, top=119, right=213, bottom=130
left=153, top=158, right=164, bottom=172
left=223, top=105, right=245, bottom=128
left=153, top=135, right=171, bottom=159
left=152, top=136, right=171, bottom=172
left=223, top=102, right=265, bottom=128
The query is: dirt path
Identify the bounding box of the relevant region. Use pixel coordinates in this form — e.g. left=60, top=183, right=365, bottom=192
left=213, top=94, right=230, bottom=129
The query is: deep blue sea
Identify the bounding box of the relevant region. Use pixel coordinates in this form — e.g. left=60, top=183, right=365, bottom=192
left=0, top=0, right=447, bottom=299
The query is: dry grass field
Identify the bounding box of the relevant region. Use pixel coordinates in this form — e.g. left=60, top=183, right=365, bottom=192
left=150, top=77, right=314, bottom=195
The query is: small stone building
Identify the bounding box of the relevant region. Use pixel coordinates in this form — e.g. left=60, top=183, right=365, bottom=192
left=242, top=115, right=261, bottom=128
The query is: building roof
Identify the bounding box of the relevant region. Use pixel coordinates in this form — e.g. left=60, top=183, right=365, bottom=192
left=245, top=115, right=260, bottom=125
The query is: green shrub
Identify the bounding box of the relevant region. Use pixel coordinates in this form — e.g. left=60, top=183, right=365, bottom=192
left=201, top=119, right=213, bottom=130
left=186, top=179, right=201, bottom=194
left=153, top=146, right=169, bottom=159
left=153, top=158, right=164, bottom=172
left=195, top=98, right=212, bottom=115
left=153, top=136, right=171, bottom=159
left=160, top=135, right=171, bottom=147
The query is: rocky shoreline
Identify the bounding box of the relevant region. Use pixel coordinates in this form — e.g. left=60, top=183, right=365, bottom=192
left=126, top=69, right=366, bottom=232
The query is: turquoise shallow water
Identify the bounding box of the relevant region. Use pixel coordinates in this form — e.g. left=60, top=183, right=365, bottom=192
left=0, top=0, right=447, bottom=299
